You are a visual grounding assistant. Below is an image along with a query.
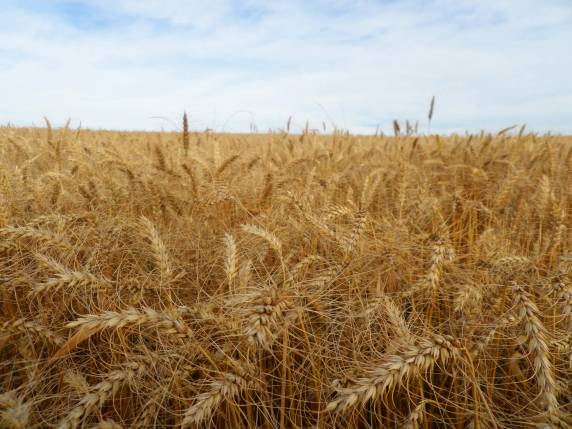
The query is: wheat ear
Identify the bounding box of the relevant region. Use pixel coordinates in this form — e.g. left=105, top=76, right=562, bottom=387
left=553, top=280, right=572, bottom=331
left=0, top=391, right=31, bottom=429
left=327, top=335, right=458, bottom=412
left=182, top=111, right=190, bottom=155
left=139, top=216, right=173, bottom=284
left=0, top=225, right=73, bottom=251
left=342, top=208, right=366, bottom=255
left=234, top=286, right=295, bottom=349
left=66, top=307, right=192, bottom=340
left=471, top=314, right=516, bottom=358
left=425, top=239, right=454, bottom=293
left=404, top=401, right=426, bottom=429
left=2, top=318, right=64, bottom=346
left=512, top=283, right=559, bottom=414
left=240, top=224, right=282, bottom=256
left=57, top=363, right=144, bottom=429
left=223, top=233, right=238, bottom=289
left=30, top=254, right=111, bottom=297
left=181, top=372, right=250, bottom=428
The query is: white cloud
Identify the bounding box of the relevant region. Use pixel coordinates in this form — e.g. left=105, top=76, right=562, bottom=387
left=0, top=0, right=571, bottom=134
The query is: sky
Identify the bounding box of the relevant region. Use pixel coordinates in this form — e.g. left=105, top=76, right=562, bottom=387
left=0, top=0, right=571, bottom=134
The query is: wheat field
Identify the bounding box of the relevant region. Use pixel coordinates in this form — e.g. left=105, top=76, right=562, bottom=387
left=0, top=122, right=571, bottom=428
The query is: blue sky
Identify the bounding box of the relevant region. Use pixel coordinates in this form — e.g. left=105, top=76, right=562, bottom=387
left=0, top=0, right=571, bottom=134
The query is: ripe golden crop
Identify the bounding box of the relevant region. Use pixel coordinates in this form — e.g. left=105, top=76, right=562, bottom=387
left=1, top=125, right=571, bottom=428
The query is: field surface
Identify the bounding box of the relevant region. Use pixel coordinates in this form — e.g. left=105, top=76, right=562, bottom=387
left=1, top=127, right=571, bottom=428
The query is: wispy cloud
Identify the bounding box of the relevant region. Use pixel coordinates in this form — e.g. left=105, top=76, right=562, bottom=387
left=1, top=0, right=571, bottom=133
